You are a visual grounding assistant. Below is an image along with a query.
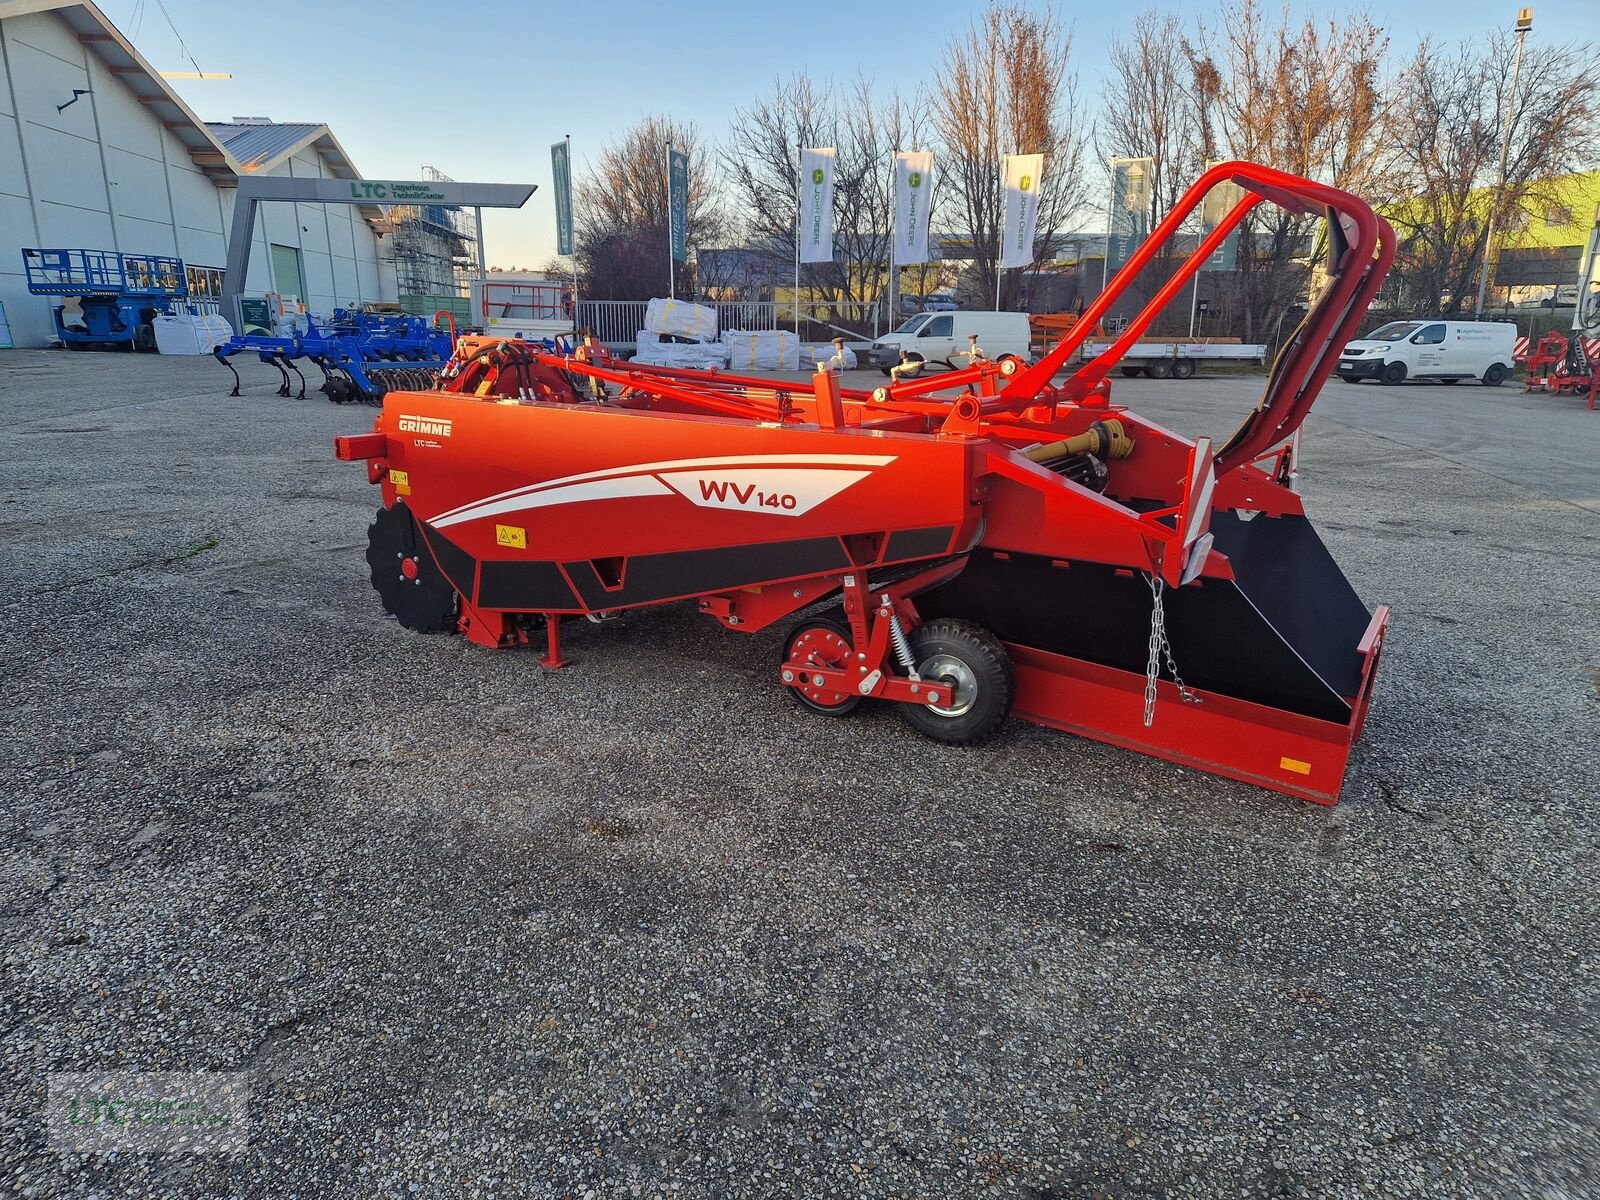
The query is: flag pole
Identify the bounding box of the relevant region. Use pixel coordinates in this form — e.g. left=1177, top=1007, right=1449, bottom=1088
left=666, top=141, right=676, bottom=300
left=887, top=157, right=895, bottom=338
left=567, top=134, right=577, bottom=329
left=1102, top=157, right=1115, bottom=296
left=794, top=139, right=801, bottom=338
left=996, top=151, right=1004, bottom=312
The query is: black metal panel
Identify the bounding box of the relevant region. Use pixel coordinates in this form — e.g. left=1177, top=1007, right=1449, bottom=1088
left=885, top=525, right=957, bottom=563
left=917, top=520, right=1371, bottom=725
left=418, top=521, right=477, bottom=597
left=477, top=560, right=579, bottom=611
left=1206, top=511, right=1370, bottom=701
left=562, top=536, right=852, bottom=610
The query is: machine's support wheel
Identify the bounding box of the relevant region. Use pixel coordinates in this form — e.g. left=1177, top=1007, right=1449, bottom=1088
left=783, top=615, right=862, bottom=716
left=1170, top=358, right=1196, bottom=380
left=1381, top=361, right=1408, bottom=384
left=1119, top=365, right=1143, bottom=378
left=365, top=503, right=459, bottom=634
left=1482, top=363, right=1508, bottom=386
left=902, top=619, right=1013, bottom=745
left=1145, top=359, right=1174, bottom=379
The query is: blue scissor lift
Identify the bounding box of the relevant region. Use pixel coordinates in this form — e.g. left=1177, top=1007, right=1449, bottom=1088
left=21, top=248, right=188, bottom=350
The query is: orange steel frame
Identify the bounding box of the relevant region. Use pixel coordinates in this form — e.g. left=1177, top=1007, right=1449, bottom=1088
left=337, top=162, right=1398, bottom=805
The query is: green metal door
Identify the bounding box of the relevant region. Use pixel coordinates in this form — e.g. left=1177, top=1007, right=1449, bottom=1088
left=269, top=243, right=305, bottom=300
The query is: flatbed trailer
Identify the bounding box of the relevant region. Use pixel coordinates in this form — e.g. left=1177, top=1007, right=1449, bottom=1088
left=1080, top=339, right=1267, bottom=379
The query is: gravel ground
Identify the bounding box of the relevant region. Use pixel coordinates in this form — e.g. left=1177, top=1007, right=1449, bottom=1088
left=1, top=350, right=1596, bottom=1199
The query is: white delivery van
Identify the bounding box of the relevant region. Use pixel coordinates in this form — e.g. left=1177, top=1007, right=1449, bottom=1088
left=868, top=311, right=1032, bottom=373
left=1337, top=319, right=1516, bottom=385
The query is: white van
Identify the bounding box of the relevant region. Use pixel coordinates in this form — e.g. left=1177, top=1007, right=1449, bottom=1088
left=869, top=311, right=1032, bottom=373
left=1338, top=319, right=1516, bottom=385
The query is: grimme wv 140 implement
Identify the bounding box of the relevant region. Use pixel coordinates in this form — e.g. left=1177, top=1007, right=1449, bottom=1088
left=335, top=162, right=1396, bottom=805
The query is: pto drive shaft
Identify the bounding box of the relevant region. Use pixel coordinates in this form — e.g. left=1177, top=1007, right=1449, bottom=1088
left=1024, top=419, right=1135, bottom=464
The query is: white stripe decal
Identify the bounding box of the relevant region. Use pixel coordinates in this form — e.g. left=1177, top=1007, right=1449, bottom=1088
left=432, top=453, right=898, bottom=525
left=433, top=477, right=673, bottom=528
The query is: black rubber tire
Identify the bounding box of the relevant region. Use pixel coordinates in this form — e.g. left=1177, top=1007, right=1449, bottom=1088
left=1119, top=365, right=1143, bottom=378
left=1339, top=374, right=1360, bottom=384
left=1482, top=363, right=1507, bottom=386
left=1380, top=360, right=1407, bottom=384
left=1170, top=358, right=1196, bottom=380
left=1144, top=359, right=1174, bottom=379
left=783, top=614, right=861, bottom=716
left=901, top=618, right=1013, bottom=745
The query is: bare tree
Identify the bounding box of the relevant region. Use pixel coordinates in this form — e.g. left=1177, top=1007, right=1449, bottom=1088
left=574, top=115, right=723, bottom=300
left=1383, top=33, right=1600, bottom=314
left=1184, top=2, right=1391, bottom=340
left=722, top=75, right=933, bottom=326
left=931, top=2, right=1090, bottom=311
left=1101, top=10, right=1201, bottom=232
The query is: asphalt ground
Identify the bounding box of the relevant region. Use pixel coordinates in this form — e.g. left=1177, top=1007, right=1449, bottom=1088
left=1, top=350, right=1596, bottom=1199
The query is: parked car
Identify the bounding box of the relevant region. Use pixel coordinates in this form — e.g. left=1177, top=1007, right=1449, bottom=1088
left=1337, top=319, right=1516, bottom=385
left=924, top=293, right=958, bottom=312
left=868, top=311, right=1032, bottom=371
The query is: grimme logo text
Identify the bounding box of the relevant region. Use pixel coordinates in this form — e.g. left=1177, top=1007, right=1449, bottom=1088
left=398, top=414, right=452, bottom=437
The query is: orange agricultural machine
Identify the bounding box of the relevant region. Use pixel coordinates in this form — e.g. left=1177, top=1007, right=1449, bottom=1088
left=335, top=162, right=1396, bottom=805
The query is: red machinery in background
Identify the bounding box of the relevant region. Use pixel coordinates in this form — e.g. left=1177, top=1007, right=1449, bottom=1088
left=336, top=162, right=1396, bottom=806
left=1520, top=331, right=1600, bottom=409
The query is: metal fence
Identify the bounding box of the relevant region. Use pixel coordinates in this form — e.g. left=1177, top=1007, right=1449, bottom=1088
left=576, top=299, right=887, bottom=348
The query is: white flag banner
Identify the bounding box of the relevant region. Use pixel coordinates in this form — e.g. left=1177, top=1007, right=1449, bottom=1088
left=1000, top=153, right=1045, bottom=270
left=798, top=147, right=836, bottom=264
left=893, top=151, right=935, bottom=265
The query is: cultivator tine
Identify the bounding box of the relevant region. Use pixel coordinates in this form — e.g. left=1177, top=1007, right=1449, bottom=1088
left=271, top=356, right=291, bottom=397
left=215, top=350, right=241, bottom=397
left=285, top=358, right=306, bottom=400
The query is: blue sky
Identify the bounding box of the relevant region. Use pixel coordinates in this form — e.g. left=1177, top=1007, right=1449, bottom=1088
left=112, top=0, right=1596, bottom=267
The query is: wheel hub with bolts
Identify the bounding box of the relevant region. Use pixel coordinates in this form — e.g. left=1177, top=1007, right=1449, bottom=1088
left=783, top=618, right=860, bottom=714
left=918, top=653, right=978, bottom=717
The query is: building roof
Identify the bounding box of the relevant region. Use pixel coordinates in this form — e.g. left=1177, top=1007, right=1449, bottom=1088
left=205, top=121, right=323, bottom=171
left=204, top=121, right=365, bottom=181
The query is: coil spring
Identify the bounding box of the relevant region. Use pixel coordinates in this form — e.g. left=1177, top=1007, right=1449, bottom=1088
left=887, top=610, right=917, bottom=675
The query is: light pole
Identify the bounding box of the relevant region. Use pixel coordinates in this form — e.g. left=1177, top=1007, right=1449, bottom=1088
left=1475, top=6, right=1534, bottom=318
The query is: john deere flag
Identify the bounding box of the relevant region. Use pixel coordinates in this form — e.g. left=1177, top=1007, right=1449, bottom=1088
left=1106, top=157, right=1153, bottom=271
left=893, top=151, right=935, bottom=265
left=551, top=140, right=573, bottom=257
left=668, top=146, right=689, bottom=263
left=1000, top=153, right=1044, bottom=269
left=1200, top=160, right=1243, bottom=271
left=798, top=147, right=836, bottom=263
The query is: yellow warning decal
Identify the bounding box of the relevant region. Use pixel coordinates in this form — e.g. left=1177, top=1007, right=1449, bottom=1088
left=389, top=468, right=411, bottom=496
left=1279, top=756, right=1312, bottom=776
left=495, top=524, right=527, bottom=549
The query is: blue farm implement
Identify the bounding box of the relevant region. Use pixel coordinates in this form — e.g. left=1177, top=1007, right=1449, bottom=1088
left=214, top=309, right=460, bottom=404
left=22, top=247, right=187, bottom=351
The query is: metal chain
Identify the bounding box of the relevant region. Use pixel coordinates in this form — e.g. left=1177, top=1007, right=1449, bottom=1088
left=1143, top=574, right=1202, bottom=728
